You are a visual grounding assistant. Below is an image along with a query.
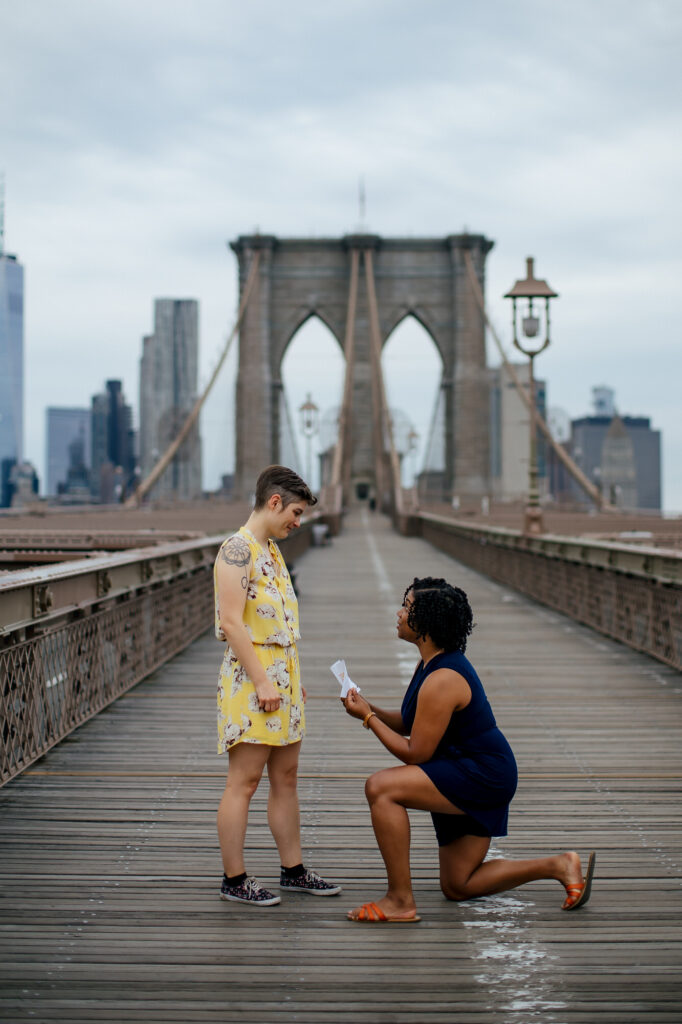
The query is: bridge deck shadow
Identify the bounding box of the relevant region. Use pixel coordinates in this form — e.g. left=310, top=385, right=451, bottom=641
left=1, top=510, right=681, bottom=1022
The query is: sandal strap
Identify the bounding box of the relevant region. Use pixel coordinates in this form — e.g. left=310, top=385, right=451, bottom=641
left=563, top=883, right=585, bottom=907
left=357, top=901, right=387, bottom=922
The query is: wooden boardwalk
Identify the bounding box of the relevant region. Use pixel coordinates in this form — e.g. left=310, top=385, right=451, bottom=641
left=1, top=510, right=681, bottom=1023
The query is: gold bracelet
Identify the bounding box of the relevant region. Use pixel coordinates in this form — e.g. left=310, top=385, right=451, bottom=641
left=362, top=711, right=377, bottom=729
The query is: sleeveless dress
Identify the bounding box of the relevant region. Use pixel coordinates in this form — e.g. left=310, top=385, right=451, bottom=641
left=401, top=650, right=517, bottom=843
left=214, top=527, right=305, bottom=752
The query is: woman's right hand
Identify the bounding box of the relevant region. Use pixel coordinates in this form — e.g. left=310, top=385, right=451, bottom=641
left=255, top=681, right=281, bottom=713
left=342, top=687, right=371, bottom=721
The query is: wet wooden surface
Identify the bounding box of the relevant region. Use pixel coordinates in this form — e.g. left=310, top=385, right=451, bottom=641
left=1, top=509, right=681, bottom=1023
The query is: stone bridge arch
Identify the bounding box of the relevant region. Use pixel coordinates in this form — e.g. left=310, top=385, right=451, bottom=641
left=230, top=233, right=494, bottom=500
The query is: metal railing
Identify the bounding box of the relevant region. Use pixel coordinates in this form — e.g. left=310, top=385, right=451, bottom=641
left=0, top=520, right=321, bottom=785
left=416, top=512, right=682, bottom=671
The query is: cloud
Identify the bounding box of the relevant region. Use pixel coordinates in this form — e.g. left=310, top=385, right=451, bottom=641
left=2, top=0, right=681, bottom=507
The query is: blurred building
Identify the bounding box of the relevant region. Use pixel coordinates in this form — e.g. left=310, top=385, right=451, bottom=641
left=139, top=298, right=202, bottom=500
left=90, top=380, right=136, bottom=502
left=46, top=407, right=91, bottom=495
left=60, top=430, right=91, bottom=502
left=591, top=385, right=616, bottom=418
left=1, top=458, right=14, bottom=507
left=545, top=440, right=576, bottom=505
left=0, top=246, right=24, bottom=472
left=488, top=362, right=547, bottom=502
left=571, top=388, right=661, bottom=510
left=1, top=458, right=39, bottom=508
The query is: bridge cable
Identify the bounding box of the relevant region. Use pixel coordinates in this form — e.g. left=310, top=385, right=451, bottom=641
left=364, top=248, right=404, bottom=516
left=463, top=250, right=612, bottom=511
left=329, top=248, right=360, bottom=505
left=125, top=250, right=262, bottom=507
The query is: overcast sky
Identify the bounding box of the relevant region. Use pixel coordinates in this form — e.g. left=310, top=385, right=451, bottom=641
left=2, top=0, right=681, bottom=508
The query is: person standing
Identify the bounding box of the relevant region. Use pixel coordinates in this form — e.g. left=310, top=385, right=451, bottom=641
left=214, top=465, right=341, bottom=905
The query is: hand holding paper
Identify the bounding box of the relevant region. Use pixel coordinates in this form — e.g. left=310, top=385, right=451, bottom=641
left=330, top=659, right=360, bottom=699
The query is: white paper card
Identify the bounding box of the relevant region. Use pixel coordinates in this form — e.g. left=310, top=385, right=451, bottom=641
left=330, top=659, right=360, bottom=698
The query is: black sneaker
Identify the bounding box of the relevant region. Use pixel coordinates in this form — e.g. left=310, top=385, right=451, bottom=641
left=220, top=875, right=281, bottom=906
left=279, top=867, right=342, bottom=896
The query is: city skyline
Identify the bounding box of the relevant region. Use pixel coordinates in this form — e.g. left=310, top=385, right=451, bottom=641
left=1, top=1, right=680, bottom=508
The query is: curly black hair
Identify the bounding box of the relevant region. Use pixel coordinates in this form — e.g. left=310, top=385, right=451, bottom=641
left=403, top=577, right=474, bottom=653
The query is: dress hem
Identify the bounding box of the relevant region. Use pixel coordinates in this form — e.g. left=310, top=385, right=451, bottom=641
left=218, top=732, right=306, bottom=754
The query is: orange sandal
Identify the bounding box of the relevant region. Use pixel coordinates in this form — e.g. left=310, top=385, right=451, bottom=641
left=562, top=851, right=596, bottom=911
left=347, top=901, right=421, bottom=924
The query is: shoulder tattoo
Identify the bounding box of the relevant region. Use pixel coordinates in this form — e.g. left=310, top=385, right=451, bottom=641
left=221, top=535, right=251, bottom=567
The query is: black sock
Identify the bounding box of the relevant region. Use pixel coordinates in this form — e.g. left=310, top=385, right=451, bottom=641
left=224, top=871, right=247, bottom=886
left=281, top=863, right=305, bottom=879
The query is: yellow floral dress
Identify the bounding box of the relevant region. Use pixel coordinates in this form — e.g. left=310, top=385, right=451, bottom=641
left=215, top=527, right=305, bottom=752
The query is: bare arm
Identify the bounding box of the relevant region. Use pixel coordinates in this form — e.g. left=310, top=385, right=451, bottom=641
left=365, top=702, right=407, bottom=734
left=343, top=669, right=471, bottom=764
left=216, top=535, right=281, bottom=712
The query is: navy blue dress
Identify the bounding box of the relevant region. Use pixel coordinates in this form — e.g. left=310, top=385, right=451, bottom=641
left=401, top=650, right=518, bottom=844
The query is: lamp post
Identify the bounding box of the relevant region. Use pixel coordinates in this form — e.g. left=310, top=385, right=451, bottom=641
left=405, top=427, right=419, bottom=488
left=504, top=257, right=558, bottom=535
left=298, top=393, right=319, bottom=486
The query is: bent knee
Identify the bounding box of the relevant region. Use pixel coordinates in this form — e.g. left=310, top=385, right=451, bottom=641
left=365, top=771, right=392, bottom=803
left=440, top=879, right=468, bottom=902
left=364, top=774, right=378, bottom=802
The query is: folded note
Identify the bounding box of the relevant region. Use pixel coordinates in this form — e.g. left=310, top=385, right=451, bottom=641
left=330, top=659, right=360, bottom=698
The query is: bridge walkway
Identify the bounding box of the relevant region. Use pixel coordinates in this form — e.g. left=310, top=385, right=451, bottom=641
left=1, top=510, right=681, bottom=1022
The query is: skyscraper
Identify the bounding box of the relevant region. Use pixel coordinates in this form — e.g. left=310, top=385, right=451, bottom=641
left=570, top=389, right=662, bottom=510
left=488, top=362, right=547, bottom=502
left=46, top=407, right=91, bottom=495
left=139, top=299, right=202, bottom=500
left=0, top=240, right=24, bottom=470
left=90, top=380, right=136, bottom=502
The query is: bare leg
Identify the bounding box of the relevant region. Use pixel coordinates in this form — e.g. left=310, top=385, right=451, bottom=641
left=217, top=743, right=270, bottom=877
left=366, top=775, right=415, bottom=915
left=439, top=836, right=586, bottom=903
left=348, top=763, right=587, bottom=919
left=266, top=742, right=303, bottom=868
left=348, top=764, right=459, bottom=921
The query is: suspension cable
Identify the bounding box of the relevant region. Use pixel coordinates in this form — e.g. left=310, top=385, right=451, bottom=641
left=330, top=248, right=360, bottom=494
left=364, top=248, right=403, bottom=515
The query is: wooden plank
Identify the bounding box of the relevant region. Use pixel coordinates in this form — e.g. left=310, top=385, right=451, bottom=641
left=1, top=508, right=681, bottom=1022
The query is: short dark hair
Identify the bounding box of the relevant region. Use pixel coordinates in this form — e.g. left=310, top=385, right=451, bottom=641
left=254, top=465, right=317, bottom=510
left=403, top=577, right=474, bottom=653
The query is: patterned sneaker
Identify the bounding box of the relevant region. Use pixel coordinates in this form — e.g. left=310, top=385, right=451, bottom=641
left=220, top=875, right=281, bottom=906
left=279, top=868, right=342, bottom=896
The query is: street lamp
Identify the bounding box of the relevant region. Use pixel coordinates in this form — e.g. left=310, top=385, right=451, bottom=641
left=298, top=392, right=319, bottom=486
left=504, top=257, right=558, bottom=535
left=406, top=427, right=419, bottom=487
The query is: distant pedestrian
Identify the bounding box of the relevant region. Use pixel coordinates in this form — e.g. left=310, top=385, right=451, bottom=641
left=214, top=465, right=341, bottom=906
left=342, top=576, right=595, bottom=923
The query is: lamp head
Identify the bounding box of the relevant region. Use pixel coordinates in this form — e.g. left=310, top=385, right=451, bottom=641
left=299, top=393, right=319, bottom=436
left=504, top=257, right=558, bottom=300
left=505, top=257, right=558, bottom=356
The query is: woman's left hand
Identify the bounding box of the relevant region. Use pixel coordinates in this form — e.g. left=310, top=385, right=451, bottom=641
left=342, top=687, right=371, bottom=720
